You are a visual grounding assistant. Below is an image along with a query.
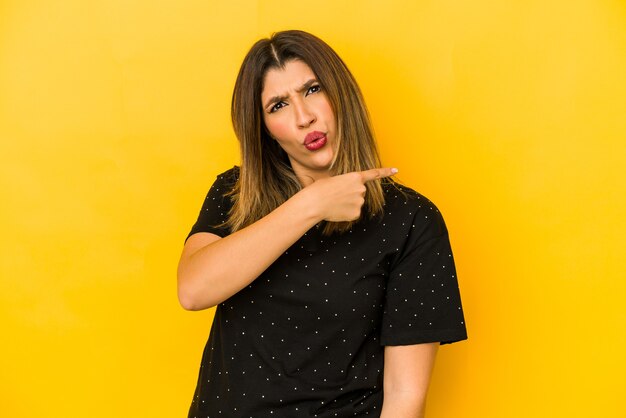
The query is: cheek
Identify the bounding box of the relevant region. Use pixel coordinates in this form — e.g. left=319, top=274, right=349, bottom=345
left=265, top=119, right=291, bottom=142
left=320, top=100, right=336, bottom=127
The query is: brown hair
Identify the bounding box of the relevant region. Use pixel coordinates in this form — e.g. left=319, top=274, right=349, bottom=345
left=228, top=30, right=386, bottom=235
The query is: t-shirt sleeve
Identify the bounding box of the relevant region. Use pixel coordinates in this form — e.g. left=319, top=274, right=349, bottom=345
left=380, top=199, right=468, bottom=346
left=185, top=167, right=238, bottom=243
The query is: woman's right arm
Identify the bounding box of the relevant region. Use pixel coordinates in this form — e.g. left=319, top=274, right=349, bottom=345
left=176, top=168, right=396, bottom=311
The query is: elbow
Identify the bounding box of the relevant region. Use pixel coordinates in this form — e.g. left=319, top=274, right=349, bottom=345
left=178, top=289, right=201, bottom=311
left=177, top=258, right=225, bottom=310
left=177, top=281, right=197, bottom=310
left=177, top=267, right=197, bottom=310
left=177, top=285, right=217, bottom=311
left=177, top=275, right=218, bottom=311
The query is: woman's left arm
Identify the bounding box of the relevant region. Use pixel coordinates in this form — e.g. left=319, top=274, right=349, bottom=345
left=380, top=342, right=439, bottom=418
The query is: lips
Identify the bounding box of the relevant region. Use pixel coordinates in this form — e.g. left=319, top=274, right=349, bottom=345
left=304, top=131, right=327, bottom=151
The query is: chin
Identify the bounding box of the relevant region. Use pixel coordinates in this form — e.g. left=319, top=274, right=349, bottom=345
left=314, top=151, right=334, bottom=167
left=312, top=158, right=333, bottom=171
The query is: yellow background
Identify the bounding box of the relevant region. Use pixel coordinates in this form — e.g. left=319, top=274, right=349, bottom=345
left=1, top=0, right=625, bottom=416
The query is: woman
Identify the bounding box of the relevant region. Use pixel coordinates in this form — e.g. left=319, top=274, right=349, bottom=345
left=178, top=30, right=467, bottom=417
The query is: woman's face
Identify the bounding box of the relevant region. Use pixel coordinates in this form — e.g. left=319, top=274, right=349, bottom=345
left=261, top=60, right=336, bottom=185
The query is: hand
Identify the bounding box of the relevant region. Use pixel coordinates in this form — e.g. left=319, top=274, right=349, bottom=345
left=304, top=167, right=398, bottom=222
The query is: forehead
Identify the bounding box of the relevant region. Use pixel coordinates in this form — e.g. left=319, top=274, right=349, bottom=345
left=261, top=60, right=316, bottom=100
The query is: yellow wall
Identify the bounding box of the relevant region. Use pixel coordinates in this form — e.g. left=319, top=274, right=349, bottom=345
left=1, top=1, right=624, bottom=416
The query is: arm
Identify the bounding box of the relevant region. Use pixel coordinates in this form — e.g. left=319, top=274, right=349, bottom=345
left=177, top=190, right=320, bottom=310
left=177, top=168, right=397, bottom=311
left=380, top=342, right=439, bottom=418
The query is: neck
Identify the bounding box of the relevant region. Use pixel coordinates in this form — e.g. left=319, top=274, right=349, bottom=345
left=294, top=169, right=331, bottom=187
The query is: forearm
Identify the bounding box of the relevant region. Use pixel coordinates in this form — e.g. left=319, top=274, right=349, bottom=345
left=177, top=168, right=397, bottom=311
left=177, top=190, right=320, bottom=310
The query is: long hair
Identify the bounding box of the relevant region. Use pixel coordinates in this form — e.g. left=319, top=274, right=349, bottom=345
left=227, top=30, right=386, bottom=235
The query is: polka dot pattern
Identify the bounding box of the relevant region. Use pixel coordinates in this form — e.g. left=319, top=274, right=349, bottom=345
left=186, top=167, right=467, bottom=417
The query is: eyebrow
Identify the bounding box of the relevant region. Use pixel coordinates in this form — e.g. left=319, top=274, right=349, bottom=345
left=263, top=78, right=319, bottom=111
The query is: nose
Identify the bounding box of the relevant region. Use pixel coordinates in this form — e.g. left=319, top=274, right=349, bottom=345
left=294, top=101, right=316, bottom=128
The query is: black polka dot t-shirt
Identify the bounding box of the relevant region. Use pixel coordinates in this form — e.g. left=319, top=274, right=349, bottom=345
left=185, top=166, right=467, bottom=418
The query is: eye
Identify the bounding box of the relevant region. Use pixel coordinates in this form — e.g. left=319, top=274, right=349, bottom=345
left=269, top=101, right=286, bottom=113
left=307, top=84, right=322, bottom=95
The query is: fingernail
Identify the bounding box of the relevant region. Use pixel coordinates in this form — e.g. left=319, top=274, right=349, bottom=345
left=391, top=168, right=398, bottom=174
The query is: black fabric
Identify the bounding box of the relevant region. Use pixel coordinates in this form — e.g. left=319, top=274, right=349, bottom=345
left=186, top=166, right=467, bottom=418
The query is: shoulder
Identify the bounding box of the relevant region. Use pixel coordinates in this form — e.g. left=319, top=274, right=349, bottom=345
left=215, top=165, right=240, bottom=183
left=380, top=179, right=449, bottom=240
left=381, top=179, right=440, bottom=213
left=210, top=165, right=240, bottom=190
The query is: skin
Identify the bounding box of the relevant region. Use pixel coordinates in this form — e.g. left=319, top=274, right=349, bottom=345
left=380, top=343, right=439, bottom=418
left=261, top=59, right=336, bottom=186
left=177, top=59, right=438, bottom=417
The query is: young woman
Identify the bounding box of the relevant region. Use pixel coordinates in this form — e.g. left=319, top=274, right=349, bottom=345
left=178, top=30, right=467, bottom=418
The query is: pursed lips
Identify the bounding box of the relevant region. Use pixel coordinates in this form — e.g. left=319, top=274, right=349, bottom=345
left=303, top=131, right=328, bottom=151
left=304, top=130, right=326, bottom=145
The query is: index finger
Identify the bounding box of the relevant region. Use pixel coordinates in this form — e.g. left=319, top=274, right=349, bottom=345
left=359, top=167, right=399, bottom=183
